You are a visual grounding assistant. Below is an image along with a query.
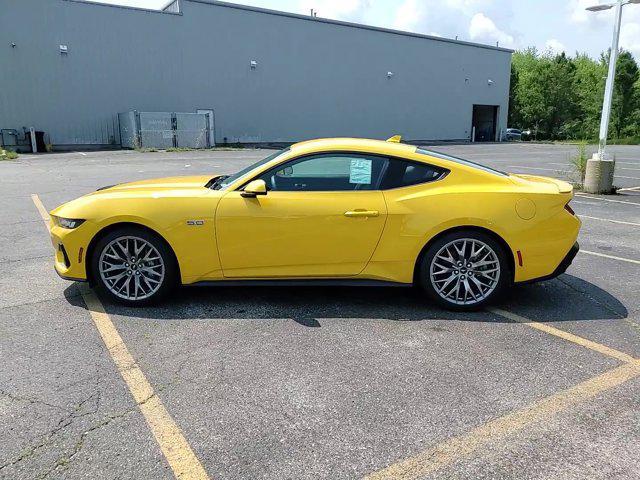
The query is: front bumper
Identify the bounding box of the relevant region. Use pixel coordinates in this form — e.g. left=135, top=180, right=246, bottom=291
left=518, top=242, right=579, bottom=284
left=50, top=223, right=89, bottom=281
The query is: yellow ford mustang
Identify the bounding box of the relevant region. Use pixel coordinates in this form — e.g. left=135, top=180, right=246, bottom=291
left=49, top=137, right=580, bottom=310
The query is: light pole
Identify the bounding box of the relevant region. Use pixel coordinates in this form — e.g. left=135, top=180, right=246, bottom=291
left=583, top=0, right=640, bottom=193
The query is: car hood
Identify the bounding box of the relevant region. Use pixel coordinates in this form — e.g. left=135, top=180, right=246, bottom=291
left=100, top=175, right=217, bottom=192
left=50, top=175, right=222, bottom=218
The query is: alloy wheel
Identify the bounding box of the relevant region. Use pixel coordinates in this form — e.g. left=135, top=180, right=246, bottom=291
left=98, top=236, right=165, bottom=301
left=429, top=238, right=501, bottom=306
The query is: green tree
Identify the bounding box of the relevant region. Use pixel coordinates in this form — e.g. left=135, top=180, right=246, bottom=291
left=510, top=48, right=548, bottom=138
left=544, top=52, right=579, bottom=139
left=509, top=47, right=640, bottom=142
left=511, top=50, right=578, bottom=139
left=508, top=62, right=520, bottom=127
left=611, top=50, right=639, bottom=138
left=572, top=53, right=607, bottom=140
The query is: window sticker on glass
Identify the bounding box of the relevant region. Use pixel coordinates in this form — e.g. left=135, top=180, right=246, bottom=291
left=349, top=158, right=372, bottom=184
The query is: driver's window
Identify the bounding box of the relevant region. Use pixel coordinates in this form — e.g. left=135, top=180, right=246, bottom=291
left=259, top=154, right=386, bottom=191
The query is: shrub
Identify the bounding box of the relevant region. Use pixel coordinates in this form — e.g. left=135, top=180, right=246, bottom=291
left=0, top=149, right=19, bottom=160
left=569, top=141, right=589, bottom=184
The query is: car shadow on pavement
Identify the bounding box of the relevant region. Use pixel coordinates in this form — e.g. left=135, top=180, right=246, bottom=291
left=64, top=273, right=627, bottom=325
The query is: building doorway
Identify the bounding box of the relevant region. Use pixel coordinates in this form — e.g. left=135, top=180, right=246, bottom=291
left=472, top=105, right=498, bottom=142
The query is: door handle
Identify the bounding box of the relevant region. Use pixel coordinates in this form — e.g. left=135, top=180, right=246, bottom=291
left=344, top=209, right=379, bottom=218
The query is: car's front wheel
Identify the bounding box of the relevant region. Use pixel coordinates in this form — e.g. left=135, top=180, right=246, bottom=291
left=90, top=227, right=177, bottom=306
left=418, top=230, right=511, bottom=310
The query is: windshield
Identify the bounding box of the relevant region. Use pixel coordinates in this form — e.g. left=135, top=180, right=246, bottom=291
left=211, top=148, right=290, bottom=190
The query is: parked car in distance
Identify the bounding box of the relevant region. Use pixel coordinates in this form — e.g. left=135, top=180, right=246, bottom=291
left=47, top=136, right=581, bottom=310
left=505, top=128, right=523, bottom=141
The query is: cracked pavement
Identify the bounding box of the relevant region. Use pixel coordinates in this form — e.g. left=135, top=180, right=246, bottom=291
left=1, top=145, right=639, bottom=479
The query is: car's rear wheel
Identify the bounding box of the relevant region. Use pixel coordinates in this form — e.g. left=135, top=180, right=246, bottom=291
left=418, top=230, right=510, bottom=311
left=90, top=227, right=177, bottom=306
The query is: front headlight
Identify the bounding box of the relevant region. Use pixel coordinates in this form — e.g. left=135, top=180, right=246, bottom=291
left=52, top=216, right=86, bottom=229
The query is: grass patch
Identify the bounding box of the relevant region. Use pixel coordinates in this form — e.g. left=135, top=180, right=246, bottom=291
left=610, top=136, right=640, bottom=145
left=0, top=149, right=19, bottom=160
left=166, top=147, right=194, bottom=152
left=133, top=146, right=251, bottom=153
left=569, top=141, right=589, bottom=184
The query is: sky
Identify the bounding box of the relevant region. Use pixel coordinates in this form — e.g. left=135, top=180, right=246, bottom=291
left=91, top=0, right=640, bottom=60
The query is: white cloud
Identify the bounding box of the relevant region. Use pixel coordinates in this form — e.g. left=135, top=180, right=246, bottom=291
left=391, top=0, right=517, bottom=47
left=468, top=13, right=514, bottom=47
left=545, top=38, right=567, bottom=54
left=621, top=22, right=640, bottom=59
left=569, top=0, right=600, bottom=25
left=393, top=0, right=427, bottom=32
left=568, top=1, right=640, bottom=58
left=299, top=0, right=370, bottom=21
left=444, top=0, right=493, bottom=16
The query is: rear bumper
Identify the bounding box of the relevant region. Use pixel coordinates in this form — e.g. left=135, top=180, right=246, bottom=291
left=517, top=242, right=579, bottom=285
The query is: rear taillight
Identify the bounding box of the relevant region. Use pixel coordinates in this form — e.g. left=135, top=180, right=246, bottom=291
left=564, top=203, right=575, bottom=216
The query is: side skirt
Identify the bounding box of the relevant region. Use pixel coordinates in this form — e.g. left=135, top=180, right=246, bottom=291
left=185, top=279, right=413, bottom=288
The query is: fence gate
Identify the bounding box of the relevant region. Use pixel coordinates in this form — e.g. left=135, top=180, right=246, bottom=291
left=175, top=113, right=210, bottom=148
left=118, top=110, right=212, bottom=149
left=140, top=112, right=174, bottom=149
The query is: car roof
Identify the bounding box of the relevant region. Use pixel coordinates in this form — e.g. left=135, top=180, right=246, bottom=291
left=287, top=137, right=508, bottom=178
left=291, top=137, right=419, bottom=156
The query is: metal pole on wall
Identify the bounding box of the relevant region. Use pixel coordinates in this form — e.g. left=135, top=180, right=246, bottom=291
left=29, top=127, right=37, bottom=153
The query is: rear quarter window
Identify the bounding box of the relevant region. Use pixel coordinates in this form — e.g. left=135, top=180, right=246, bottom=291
left=416, top=148, right=507, bottom=177
left=381, top=158, right=448, bottom=190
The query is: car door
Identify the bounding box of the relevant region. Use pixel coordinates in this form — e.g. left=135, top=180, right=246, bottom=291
left=215, top=153, right=388, bottom=278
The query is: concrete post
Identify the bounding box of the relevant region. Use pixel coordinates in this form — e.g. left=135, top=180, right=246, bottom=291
left=584, top=155, right=615, bottom=194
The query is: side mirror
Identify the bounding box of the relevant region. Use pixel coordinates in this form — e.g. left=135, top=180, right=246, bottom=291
left=241, top=179, right=267, bottom=198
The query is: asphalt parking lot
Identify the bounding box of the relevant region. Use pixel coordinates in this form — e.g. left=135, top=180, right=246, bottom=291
left=1, top=143, right=639, bottom=479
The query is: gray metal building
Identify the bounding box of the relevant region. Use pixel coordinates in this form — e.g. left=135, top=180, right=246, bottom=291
left=0, top=0, right=512, bottom=150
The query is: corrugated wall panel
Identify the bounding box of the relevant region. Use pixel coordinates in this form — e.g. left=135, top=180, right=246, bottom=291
left=0, top=0, right=511, bottom=147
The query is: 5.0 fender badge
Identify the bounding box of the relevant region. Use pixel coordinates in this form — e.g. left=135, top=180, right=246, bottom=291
left=186, top=220, right=205, bottom=226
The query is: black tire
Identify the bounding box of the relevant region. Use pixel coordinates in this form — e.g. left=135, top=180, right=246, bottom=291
left=418, top=230, right=511, bottom=311
left=90, top=226, right=177, bottom=306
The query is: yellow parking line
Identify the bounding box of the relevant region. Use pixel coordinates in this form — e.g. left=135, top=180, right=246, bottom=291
left=364, top=361, right=640, bottom=480
left=31, top=193, right=50, bottom=223
left=81, top=290, right=210, bottom=479
left=30, top=194, right=210, bottom=480
left=490, top=308, right=636, bottom=364
left=366, top=309, right=639, bottom=479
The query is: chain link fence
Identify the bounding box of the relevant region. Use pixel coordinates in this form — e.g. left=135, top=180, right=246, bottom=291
left=118, top=111, right=214, bottom=149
